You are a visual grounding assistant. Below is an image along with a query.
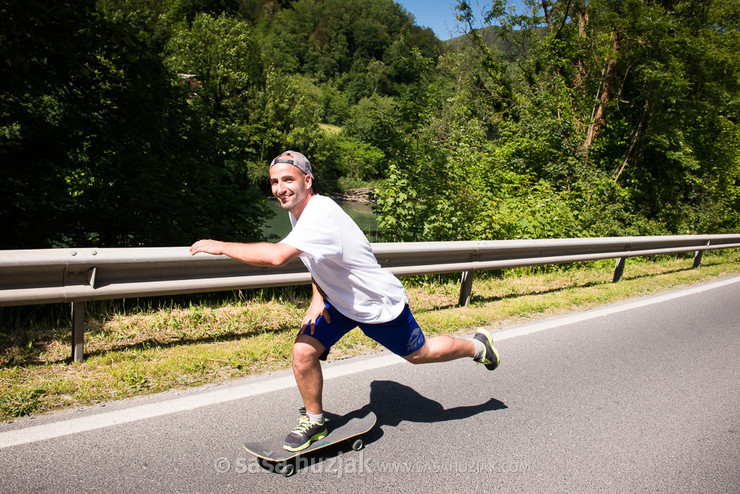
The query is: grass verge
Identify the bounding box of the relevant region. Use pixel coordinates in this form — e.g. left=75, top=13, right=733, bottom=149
left=1, top=250, right=738, bottom=421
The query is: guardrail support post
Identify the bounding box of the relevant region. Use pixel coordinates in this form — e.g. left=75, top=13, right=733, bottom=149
left=459, top=271, right=474, bottom=306
left=693, top=241, right=710, bottom=268
left=613, top=258, right=626, bottom=283
left=71, top=301, right=85, bottom=363
left=692, top=250, right=703, bottom=269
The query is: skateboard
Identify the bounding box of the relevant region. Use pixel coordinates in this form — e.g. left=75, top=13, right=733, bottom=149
left=242, top=411, right=377, bottom=477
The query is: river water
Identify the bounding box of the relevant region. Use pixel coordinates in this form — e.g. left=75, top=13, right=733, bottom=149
left=262, top=198, right=381, bottom=241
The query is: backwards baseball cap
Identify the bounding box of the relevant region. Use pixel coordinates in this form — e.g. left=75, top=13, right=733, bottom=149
left=269, top=150, right=313, bottom=179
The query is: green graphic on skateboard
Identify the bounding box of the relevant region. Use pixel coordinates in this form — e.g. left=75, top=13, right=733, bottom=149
left=243, top=411, right=377, bottom=477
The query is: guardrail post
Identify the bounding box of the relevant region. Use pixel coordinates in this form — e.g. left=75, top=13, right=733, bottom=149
left=459, top=271, right=474, bottom=306
left=71, top=301, right=85, bottom=363
left=693, top=241, right=710, bottom=268
left=692, top=250, right=703, bottom=269
left=613, top=258, right=626, bottom=283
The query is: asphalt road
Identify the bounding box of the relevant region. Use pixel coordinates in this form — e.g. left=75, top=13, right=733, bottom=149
left=1, top=276, right=738, bottom=493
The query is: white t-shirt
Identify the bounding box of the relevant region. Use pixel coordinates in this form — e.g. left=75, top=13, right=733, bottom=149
left=280, top=195, right=407, bottom=323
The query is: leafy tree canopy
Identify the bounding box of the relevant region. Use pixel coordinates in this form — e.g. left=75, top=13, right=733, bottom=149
left=1, top=0, right=737, bottom=249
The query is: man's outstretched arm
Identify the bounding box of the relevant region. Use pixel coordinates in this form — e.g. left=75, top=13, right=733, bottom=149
left=190, top=239, right=301, bottom=267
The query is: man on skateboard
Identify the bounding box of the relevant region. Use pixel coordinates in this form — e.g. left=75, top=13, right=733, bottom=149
left=190, top=150, right=500, bottom=452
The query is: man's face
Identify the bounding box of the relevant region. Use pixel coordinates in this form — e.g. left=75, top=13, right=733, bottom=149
left=270, top=162, right=312, bottom=213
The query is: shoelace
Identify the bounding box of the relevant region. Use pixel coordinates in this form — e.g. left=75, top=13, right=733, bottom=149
left=290, top=416, right=314, bottom=435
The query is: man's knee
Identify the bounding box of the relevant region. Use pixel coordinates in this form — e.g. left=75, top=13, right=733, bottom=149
left=293, top=335, right=325, bottom=369
left=403, top=344, right=429, bottom=365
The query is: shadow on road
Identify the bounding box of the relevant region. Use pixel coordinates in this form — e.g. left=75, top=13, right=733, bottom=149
left=367, top=379, right=506, bottom=426
left=339, top=379, right=507, bottom=447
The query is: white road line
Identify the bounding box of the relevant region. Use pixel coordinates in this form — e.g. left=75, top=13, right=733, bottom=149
left=493, top=275, right=740, bottom=342
left=1, top=275, right=737, bottom=449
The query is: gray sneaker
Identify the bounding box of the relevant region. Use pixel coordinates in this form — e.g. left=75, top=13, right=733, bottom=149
left=283, top=415, right=328, bottom=452
left=473, top=329, right=500, bottom=370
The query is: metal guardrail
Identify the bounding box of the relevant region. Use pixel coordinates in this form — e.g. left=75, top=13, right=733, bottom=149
left=1, top=234, right=739, bottom=362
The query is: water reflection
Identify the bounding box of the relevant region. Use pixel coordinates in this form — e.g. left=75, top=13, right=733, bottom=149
left=262, top=198, right=381, bottom=241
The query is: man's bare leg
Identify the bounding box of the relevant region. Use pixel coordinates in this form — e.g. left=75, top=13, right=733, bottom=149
left=403, top=335, right=475, bottom=364
left=283, top=334, right=329, bottom=452
left=292, top=334, right=325, bottom=414
left=404, top=330, right=500, bottom=370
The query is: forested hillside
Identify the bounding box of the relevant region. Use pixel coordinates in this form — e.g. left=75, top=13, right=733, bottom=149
left=1, top=0, right=738, bottom=249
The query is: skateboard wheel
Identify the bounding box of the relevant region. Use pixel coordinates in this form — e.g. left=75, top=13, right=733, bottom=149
left=278, top=463, right=296, bottom=477
left=351, top=438, right=364, bottom=451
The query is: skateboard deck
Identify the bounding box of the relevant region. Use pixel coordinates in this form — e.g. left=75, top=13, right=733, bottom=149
left=243, top=411, right=376, bottom=476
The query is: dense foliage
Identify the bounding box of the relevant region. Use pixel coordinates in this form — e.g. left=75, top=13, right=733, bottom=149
left=1, top=0, right=738, bottom=248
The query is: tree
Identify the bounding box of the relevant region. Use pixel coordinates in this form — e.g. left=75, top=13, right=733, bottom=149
left=0, top=2, right=271, bottom=248
left=448, top=0, right=740, bottom=237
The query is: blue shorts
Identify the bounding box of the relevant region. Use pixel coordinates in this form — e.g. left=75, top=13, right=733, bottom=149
left=308, top=303, right=426, bottom=359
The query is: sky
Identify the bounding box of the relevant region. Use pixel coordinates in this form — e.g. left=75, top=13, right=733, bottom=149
left=396, top=0, right=527, bottom=41
left=396, top=0, right=462, bottom=41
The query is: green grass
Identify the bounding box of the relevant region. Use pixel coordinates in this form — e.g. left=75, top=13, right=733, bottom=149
left=1, top=250, right=738, bottom=421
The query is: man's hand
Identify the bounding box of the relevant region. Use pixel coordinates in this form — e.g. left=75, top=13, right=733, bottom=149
left=190, top=239, right=226, bottom=256
left=300, top=287, right=330, bottom=335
